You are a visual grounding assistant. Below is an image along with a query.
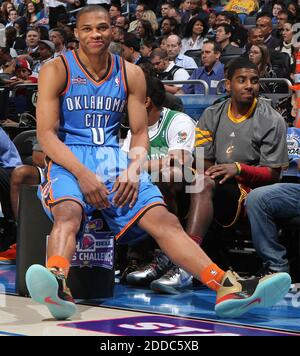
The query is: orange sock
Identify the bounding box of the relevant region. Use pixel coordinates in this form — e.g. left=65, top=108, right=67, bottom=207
left=47, top=256, right=70, bottom=277
left=200, top=264, right=225, bottom=292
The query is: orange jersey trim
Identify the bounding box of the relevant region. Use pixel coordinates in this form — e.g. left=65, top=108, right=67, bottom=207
left=60, top=54, right=71, bottom=96
left=72, top=50, right=114, bottom=86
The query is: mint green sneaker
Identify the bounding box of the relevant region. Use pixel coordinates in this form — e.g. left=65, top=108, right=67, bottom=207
left=26, top=264, right=77, bottom=320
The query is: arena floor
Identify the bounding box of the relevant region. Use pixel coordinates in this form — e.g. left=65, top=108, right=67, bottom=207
left=0, top=265, right=300, bottom=336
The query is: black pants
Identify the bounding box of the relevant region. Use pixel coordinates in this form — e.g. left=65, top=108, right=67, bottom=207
left=0, top=167, right=14, bottom=221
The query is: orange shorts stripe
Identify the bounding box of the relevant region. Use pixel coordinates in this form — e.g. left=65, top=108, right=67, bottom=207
left=115, top=202, right=166, bottom=240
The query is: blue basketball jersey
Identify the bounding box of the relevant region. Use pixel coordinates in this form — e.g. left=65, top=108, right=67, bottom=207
left=59, top=51, right=127, bottom=147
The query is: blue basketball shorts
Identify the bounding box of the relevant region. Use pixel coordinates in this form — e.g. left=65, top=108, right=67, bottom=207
left=38, top=145, right=165, bottom=244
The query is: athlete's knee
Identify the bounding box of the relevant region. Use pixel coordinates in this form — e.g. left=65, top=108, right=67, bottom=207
left=52, top=202, right=83, bottom=234
left=11, top=165, right=38, bottom=185
left=160, top=210, right=183, bottom=233
left=190, top=175, right=215, bottom=201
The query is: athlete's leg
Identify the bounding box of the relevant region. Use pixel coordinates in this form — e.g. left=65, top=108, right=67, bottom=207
left=138, top=205, right=214, bottom=279
left=138, top=205, right=291, bottom=318
left=47, top=200, right=83, bottom=262
left=10, top=165, right=41, bottom=220
left=26, top=200, right=82, bottom=320
left=186, top=175, right=215, bottom=238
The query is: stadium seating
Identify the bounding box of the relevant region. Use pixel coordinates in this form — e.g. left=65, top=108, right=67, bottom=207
left=12, top=129, right=36, bottom=165
left=178, top=94, right=223, bottom=120
left=184, top=49, right=202, bottom=67
left=244, top=16, right=257, bottom=26
left=0, top=87, right=9, bottom=121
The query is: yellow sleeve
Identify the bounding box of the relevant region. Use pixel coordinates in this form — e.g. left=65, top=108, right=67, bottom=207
left=224, top=0, right=235, bottom=11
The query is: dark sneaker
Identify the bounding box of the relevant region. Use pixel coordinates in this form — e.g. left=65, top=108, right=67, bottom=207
left=255, top=265, right=280, bottom=278
left=150, top=266, right=193, bottom=294
left=120, top=258, right=145, bottom=283
left=126, top=250, right=172, bottom=286
left=26, top=264, right=77, bottom=320
left=215, top=270, right=291, bottom=318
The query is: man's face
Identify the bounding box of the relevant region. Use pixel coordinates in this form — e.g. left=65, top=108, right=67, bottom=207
left=75, top=11, right=112, bottom=55
left=161, top=4, right=170, bottom=17
left=201, top=43, right=219, bottom=69
left=248, top=28, right=264, bottom=45
left=215, top=26, right=230, bottom=44
left=109, top=6, right=120, bottom=20
left=190, top=0, right=199, bottom=11
left=226, top=68, right=260, bottom=105
left=161, top=19, right=172, bottom=35
left=115, top=16, right=125, bottom=28
left=256, top=17, right=272, bottom=38
left=277, top=13, right=288, bottom=29
left=26, top=30, right=40, bottom=48
left=112, top=26, right=123, bottom=42
left=166, top=37, right=181, bottom=60
left=151, top=55, right=166, bottom=73
left=39, top=43, right=52, bottom=60
left=49, top=31, right=63, bottom=46
left=183, top=0, right=191, bottom=11
left=216, top=15, right=230, bottom=26
left=135, top=5, right=144, bottom=20
left=8, top=10, right=18, bottom=22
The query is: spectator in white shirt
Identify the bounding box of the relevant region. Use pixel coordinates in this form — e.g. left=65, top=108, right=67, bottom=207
left=5, top=9, right=19, bottom=28
left=151, top=48, right=190, bottom=95
left=166, top=34, right=198, bottom=69
left=181, top=17, right=208, bottom=55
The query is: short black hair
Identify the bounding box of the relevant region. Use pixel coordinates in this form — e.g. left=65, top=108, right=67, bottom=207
left=216, top=23, right=232, bottom=35
left=123, top=32, right=140, bottom=52
left=227, top=58, right=258, bottom=80
left=146, top=77, right=166, bottom=108
left=202, top=40, right=222, bottom=53
left=76, top=5, right=110, bottom=25
left=256, top=11, right=272, bottom=21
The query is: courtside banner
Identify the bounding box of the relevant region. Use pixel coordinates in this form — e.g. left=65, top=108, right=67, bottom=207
left=71, top=219, right=114, bottom=270
left=284, top=127, right=300, bottom=177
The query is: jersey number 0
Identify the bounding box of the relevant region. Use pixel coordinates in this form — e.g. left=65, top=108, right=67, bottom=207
left=91, top=128, right=105, bottom=145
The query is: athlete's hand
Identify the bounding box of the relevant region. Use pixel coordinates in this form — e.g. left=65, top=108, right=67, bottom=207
left=111, top=164, right=140, bottom=209
left=205, top=163, right=239, bottom=184
left=77, top=169, right=110, bottom=209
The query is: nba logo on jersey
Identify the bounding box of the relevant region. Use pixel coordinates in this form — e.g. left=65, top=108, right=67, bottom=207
left=115, top=77, right=120, bottom=87
left=71, top=76, right=87, bottom=85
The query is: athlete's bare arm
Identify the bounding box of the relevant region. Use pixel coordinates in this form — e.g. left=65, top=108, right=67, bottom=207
left=112, top=62, right=149, bottom=208
left=37, top=58, right=110, bottom=209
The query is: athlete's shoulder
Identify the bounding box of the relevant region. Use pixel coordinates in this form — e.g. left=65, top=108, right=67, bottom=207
left=39, top=56, right=66, bottom=76
left=123, top=60, right=144, bottom=79
left=38, top=56, right=67, bottom=94
left=123, top=60, right=146, bottom=94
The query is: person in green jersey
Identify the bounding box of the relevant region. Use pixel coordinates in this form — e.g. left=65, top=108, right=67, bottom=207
left=122, top=77, right=197, bottom=294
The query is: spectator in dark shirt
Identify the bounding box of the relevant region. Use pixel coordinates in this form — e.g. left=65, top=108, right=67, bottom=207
left=121, top=32, right=149, bottom=65
left=256, top=13, right=281, bottom=50
left=215, top=23, right=244, bottom=55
